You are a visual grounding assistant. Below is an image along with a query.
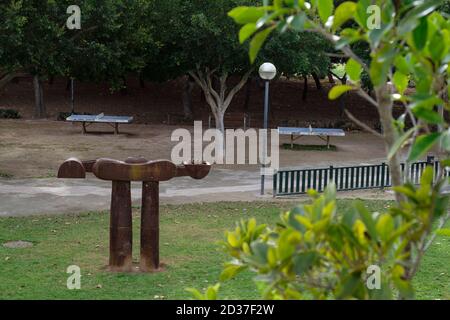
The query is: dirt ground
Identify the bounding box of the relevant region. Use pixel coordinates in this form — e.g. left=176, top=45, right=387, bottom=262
left=0, top=119, right=388, bottom=179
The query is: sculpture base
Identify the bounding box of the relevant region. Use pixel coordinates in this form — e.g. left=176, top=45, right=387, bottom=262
left=105, top=262, right=167, bottom=273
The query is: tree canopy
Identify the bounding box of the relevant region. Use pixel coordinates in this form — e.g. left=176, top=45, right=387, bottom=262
left=1, top=0, right=334, bottom=122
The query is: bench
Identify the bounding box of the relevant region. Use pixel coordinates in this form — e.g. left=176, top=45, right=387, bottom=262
left=66, top=113, right=134, bottom=134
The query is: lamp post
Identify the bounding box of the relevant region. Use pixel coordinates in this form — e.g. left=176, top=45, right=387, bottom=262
left=259, top=63, right=277, bottom=195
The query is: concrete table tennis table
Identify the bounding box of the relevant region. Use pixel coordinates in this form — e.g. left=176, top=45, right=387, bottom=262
left=66, top=113, right=134, bottom=134
left=278, top=127, right=346, bottom=149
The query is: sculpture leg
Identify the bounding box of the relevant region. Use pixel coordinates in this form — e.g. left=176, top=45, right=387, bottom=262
left=140, top=181, right=160, bottom=271
left=109, top=180, right=133, bottom=271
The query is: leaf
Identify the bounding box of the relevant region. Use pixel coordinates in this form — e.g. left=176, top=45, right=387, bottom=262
left=392, top=71, right=409, bottom=95
left=394, top=55, right=412, bottom=75
left=228, top=7, right=266, bottom=24
left=206, top=284, right=220, bottom=300
left=317, top=0, right=334, bottom=24
left=227, top=232, right=239, bottom=247
left=412, top=107, right=444, bottom=124
left=412, top=17, right=428, bottom=51
left=420, top=166, right=434, bottom=188
left=328, top=85, right=353, bottom=100
left=409, top=94, right=443, bottom=110
left=335, top=271, right=362, bottom=299
left=333, top=1, right=356, bottom=30
left=185, top=288, right=206, bottom=300
left=398, top=0, right=441, bottom=35
left=292, top=252, right=317, bottom=275
left=376, top=214, right=394, bottom=242
left=408, top=133, right=441, bottom=162
left=354, top=201, right=377, bottom=242
left=220, top=264, right=245, bottom=281
left=429, top=32, right=446, bottom=63
left=296, top=215, right=313, bottom=229
left=250, top=241, right=269, bottom=264
left=290, top=12, right=306, bottom=31
left=392, top=265, right=415, bottom=299
left=354, top=0, right=370, bottom=29
left=345, top=58, right=362, bottom=82
left=249, top=26, right=274, bottom=63
left=239, top=23, right=257, bottom=43
left=369, top=57, right=389, bottom=86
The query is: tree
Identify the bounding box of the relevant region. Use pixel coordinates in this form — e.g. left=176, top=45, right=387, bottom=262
left=0, top=0, right=66, bottom=118
left=62, top=0, right=155, bottom=90
left=192, top=0, right=450, bottom=299
left=0, top=0, right=155, bottom=116
left=145, top=0, right=258, bottom=134
left=262, top=31, right=332, bottom=100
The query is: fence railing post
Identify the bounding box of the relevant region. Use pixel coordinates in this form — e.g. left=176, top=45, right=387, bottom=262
left=426, top=155, right=436, bottom=182
left=274, top=159, right=434, bottom=197
left=380, top=162, right=386, bottom=190
left=273, top=172, right=277, bottom=198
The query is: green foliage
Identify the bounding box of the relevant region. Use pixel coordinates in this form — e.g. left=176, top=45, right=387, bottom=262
left=262, top=31, right=332, bottom=78
left=193, top=173, right=448, bottom=300
left=0, top=109, right=20, bottom=119
left=144, top=0, right=258, bottom=81
left=213, top=0, right=450, bottom=300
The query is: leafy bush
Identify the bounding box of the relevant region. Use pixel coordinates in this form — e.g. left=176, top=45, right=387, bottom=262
left=192, top=167, right=449, bottom=300
left=191, top=0, right=450, bottom=300
left=0, top=109, right=20, bottom=119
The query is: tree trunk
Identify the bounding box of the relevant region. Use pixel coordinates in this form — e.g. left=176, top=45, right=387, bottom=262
left=189, top=68, right=251, bottom=134
left=33, top=75, right=46, bottom=119
left=213, top=109, right=225, bottom=135
left=302, top=76, right=308, bottom=101
left=327, top=72, right=335, bottom=84
left=182, top=76, right=195, bottom=120
left=375, top=85, right=403, bottom=203
left=312, top=72, right=322, bottom=91
left=139, top=75, right=146, bottom=88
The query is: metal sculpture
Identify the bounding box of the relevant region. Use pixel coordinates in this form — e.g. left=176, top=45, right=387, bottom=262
left=58, top=157, right=211, bottom=272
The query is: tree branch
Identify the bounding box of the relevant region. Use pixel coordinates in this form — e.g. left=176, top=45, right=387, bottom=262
left=344, top=109, right=383, bottom=137
left=356, top=87, right=378, bottom=108
left=205, top=68, right=221, bottom=106
left=223, top=69, right=252, bottom=111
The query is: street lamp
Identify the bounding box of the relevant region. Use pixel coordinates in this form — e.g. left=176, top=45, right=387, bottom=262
left=259, top=63, right=277, bottom=195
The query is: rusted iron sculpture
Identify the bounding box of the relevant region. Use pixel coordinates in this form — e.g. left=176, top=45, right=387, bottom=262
left=58, top=157, right=211, bottom=272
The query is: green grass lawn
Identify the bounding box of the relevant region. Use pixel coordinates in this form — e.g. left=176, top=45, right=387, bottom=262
left=0, top=200, right=448, bottom=300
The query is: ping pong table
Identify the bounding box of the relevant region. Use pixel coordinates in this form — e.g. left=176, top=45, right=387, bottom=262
left=66, top=113, right=134, bottom=134
left=278, top=127, right=346, bottom=149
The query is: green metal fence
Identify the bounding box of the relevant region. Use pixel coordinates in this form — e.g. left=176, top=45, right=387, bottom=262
left=273, top=157, right=446, bottom=197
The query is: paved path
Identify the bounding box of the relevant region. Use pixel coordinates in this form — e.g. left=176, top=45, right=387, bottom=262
left=0, top=168, right=276, bottom=217
left=0, top=161, right=395, bottom=217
